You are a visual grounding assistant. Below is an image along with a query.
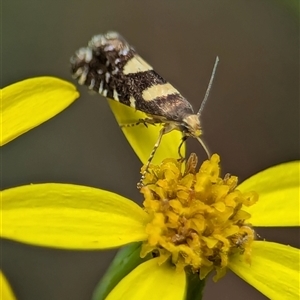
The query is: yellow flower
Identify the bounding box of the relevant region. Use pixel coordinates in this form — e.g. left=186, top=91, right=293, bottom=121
left=1, top=84, right=299, bottom=299
left=1, top=159, right=299, bottom=299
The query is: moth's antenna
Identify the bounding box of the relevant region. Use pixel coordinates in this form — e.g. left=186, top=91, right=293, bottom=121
left=197, top=56, right=219, bottom=116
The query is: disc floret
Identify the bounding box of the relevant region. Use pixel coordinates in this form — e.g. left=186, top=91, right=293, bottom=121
left=140, top=154, right=258, bottom=280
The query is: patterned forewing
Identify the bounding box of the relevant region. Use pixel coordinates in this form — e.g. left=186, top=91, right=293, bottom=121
left=70, top=32, right=194, bottom=121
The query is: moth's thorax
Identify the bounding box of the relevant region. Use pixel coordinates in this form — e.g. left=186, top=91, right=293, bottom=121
left=182, top=114, right=202, bottom=137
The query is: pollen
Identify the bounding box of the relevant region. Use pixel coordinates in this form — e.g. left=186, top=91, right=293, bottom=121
left=140, top=154, right=258, bottom=281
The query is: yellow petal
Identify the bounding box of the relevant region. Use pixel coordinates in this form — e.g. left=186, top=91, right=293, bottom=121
left=229, top=241, right=300, bottom=300
left=108, top=99, right=185, bottom=165
left=238, top=161, right=300, bottom=226
left=0, top=271, right=17, bottom=300
left=1, top=77, right=79, bottom=145
left=1, top=183, right=149, bottom=249
left=106, top=258, right=186, bottom=300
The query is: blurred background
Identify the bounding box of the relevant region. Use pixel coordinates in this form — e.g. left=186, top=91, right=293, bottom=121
left=2, top=1, right=299, bottom=299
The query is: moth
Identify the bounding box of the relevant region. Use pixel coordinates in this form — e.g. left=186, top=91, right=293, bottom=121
left=70, top=31, right=219, bottom=184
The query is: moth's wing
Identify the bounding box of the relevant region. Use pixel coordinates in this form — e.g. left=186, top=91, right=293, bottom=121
left=108, top=99, right=185, bottom=165
left=70, top=32, right=194, bottom=120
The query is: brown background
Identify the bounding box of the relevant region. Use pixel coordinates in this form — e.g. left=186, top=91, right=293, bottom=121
left=2, top=1, right=299, bottom=299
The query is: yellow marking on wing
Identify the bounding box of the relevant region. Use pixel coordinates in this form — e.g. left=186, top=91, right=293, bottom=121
left=142, top=83, right=179, bottom=101
left=123, top=55, right=153, bottom=75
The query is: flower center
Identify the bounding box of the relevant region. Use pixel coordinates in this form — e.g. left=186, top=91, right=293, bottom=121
left=140, top=154, right=258, bottom=280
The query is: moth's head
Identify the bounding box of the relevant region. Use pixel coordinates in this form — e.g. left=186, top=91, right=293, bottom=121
left=182, top=114, right=210, bottom=158
left=182, top=114, right=202, bottom=138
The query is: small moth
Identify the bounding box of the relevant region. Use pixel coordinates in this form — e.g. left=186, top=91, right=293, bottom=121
left=70, top=32, right=219, bottom=184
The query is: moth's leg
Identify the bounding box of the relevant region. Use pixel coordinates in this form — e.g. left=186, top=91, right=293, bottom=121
left=137, top=127, right=166, bottom=189
left=120, top=118, right=156, bottom=128
left=120, top=120, right=145, bottom=128
left=178, top=136, right=188, bottom=161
